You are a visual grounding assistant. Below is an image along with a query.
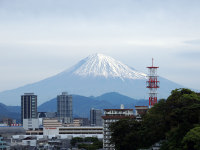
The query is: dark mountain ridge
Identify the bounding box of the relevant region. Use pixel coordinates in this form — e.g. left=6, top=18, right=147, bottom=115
left=1, top=92, right=148, bottom=121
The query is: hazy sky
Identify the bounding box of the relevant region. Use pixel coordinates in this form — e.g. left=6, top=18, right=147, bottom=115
left=0, top=0, right=200, bottom=91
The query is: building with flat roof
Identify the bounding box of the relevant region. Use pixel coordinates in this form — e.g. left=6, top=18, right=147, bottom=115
left=74, top=118, right=90, bottom=126
left=90, top=108, right=103, bottom=126
left=21, top=93, right=37, bottom=124
left=23, top=118, right=39, bottom=130
left=135, top=106, right=148, bottom=116
left=43, top=118, right=62, bottom=136
left=57, top=92, right=72, bottom=123
left=25, top=125, right=103, bottom=139
left=102, top=105, right=134, bottom=150
left=0, top=136, right=9, bottom=149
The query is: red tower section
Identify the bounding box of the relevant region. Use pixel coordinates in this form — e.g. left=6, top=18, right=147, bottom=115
left=147, top=58, right=159, bottom=107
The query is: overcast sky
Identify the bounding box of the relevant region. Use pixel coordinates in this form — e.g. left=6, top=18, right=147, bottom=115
left=0, top=0, right=200, bottom=92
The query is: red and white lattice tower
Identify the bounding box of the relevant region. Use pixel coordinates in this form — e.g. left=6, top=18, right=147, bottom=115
left=146, top=58, right=159, bottom=107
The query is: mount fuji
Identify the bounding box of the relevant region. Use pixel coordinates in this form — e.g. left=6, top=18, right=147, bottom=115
left=0, top=53, right=183, bottom=105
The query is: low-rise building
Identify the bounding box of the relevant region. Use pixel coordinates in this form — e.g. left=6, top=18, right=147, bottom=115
left=74, top=118, right=90, bottom=126
left=59, top=126, right=103, bottom=136
left=22, top=136, right=37, bottom=147
left=23, top=118, right=39, bottom=130
left=0, top=136, right=9, bottom=149
left=23, top=126, right=103, bottom=139
left=43, top=118, right=62, bottom=136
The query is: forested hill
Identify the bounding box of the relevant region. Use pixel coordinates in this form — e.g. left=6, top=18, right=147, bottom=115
left=110, top=88, right=200, bottom=150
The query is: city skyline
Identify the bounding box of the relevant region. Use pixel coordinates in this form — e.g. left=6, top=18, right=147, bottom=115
left=0, top=0, right=200, bottom=92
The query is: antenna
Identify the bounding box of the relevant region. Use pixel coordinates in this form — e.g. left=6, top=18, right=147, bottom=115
left=146, top=59, right=159, bottom=108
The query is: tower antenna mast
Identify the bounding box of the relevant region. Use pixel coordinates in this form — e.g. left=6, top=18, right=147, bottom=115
left=147, top=58, right=159, bottom=107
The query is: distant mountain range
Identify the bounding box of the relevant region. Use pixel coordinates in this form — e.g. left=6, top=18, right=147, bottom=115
left=0, top=92, right=148, bottom=121
left=0, top=53, right=183, bottom=105
left=0, top=103, right=21, bottom=122
left=38, top=92, right=148, bottom=118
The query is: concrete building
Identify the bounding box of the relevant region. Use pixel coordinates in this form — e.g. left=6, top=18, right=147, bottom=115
left=57, top=92, right=73, bottom=123
left=43, top=118, right=62, bottom=136
left=90, top=108, right=103, bottom=126
left=25, top=118, right=103, bottom=139
left=38, top=112, right=57, bottom=128
left=0, top=136, right=9, bottom=149
left=14, top=126, right=103, bottom=141
left=73, top=118, right=90, bottom=126
left=72, top=119, right=82, bottom=127
left=22, top=136, right=37, bottom=147
left=26, top=129, right=43, bottom=136
left=21, top=93, right=37, bottom=124
left=54, top=118, right=90, bottom=127
left=102, top=105, right=134, bottom=150
left=135, top=106, right=149, bottom=120
left=23, top=118, right=39, bottom=130
left=58, top=126, right=103, bottom=137
left=32, top=126, right=103, bottom=138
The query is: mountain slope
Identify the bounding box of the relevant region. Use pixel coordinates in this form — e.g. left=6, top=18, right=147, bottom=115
left=95, top=92, right=141, bottom=105
left=38, top=94, right=116, bottom=118
left=0, top=53, right=183, bottom=105
left=95, top=92, right=148, bottom=108
left=63, top=53, right=147, bottom=79
left=0, top=103, right=20, bottom=122
left=38, top=92, right=148, bottom=118
left=1, top=92, right=147, bottom=120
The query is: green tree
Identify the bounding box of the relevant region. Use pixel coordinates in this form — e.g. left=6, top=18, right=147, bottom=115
left=71, top=137, right=103, bottom=150
left=70, top=137, right=83, bottom=146
left=162, top=89, right=200, bottom=149
left=84, top=137, right=98, bottom=142
left=109, top=118, right=145, bottom=150
left=182, top=126, right=200, bottom=150
left=109, top=88, right=200, bottom=150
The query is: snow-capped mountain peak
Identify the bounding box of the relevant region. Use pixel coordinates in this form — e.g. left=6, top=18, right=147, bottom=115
left=0, top=53, right=182, bottom=105
left=67, top=53, right=147, bottom=80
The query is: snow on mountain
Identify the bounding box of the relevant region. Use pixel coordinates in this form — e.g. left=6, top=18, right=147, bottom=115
left=63, top=53, right=147, bottom=80
left=0, top=53, right=184, bottom=105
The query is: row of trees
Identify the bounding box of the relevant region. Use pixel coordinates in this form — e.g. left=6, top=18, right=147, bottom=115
left=109, top=88, right=200, bottom=150
left=70, top=137, right=103, bottom=150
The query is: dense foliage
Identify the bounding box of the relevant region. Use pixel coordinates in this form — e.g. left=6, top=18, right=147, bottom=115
left=109, top=88, right=200, bottom=150
left=70, top=137, right=103, bottom=150
left=182, top=126, right=200, bottom=150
